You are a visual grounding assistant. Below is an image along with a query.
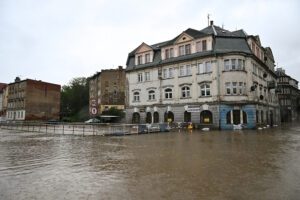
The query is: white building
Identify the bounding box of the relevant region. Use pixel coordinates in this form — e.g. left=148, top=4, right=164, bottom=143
left=125, top=22, right=280, bottom=129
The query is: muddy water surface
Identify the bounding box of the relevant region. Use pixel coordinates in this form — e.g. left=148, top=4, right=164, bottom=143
left=0, top=124, right=300, bottom=200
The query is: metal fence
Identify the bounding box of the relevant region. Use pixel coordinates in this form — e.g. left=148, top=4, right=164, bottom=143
left=0, top=122, right=170, bottom=136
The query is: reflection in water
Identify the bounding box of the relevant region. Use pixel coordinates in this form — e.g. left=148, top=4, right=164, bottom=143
left=0, top=125, right=300, bottom=200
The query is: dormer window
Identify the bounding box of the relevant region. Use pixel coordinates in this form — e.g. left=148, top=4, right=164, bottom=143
left=138, top=55, right=143, bottom=65
left=197, top=41, right=201, bottom=52
left=165, top=49, right=169, bottom=59
left=202, top=40, right=207, bottom=51
left=185, top=44, right=191, bottom=55
left=179, top=46, right=184, bottom=56
left=170, top=48, right=174, bottom=57
left=145, top=54, right=150, bottom=63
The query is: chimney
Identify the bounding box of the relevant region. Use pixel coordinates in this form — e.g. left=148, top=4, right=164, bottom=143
left=15, top=77, right=21, bottom=82
left=210, top=20, right=214, bottom=26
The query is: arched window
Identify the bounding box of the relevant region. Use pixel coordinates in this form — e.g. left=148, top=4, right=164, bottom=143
left=132, top=112, right=140, bottom=124
left=164, top=111, right=174, bottom=122
left=165, top=88, right=173, bottom=99
left=182, top=86, right=190, bottom=98
left=184, top=111, right=191, bottom=122
left=153, top=112, right=159, bottom=123
left=133, top=92, right=140, bottom=101
left=201, top=84, right=211, bottom=96
left=146, top=112, right=152, bottom=123
left=148, top=90, right=155, bottom=100
left=200, top=110, right=213, bottom=124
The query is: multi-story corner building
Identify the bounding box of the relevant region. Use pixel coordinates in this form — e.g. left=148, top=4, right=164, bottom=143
left=0, top=83, right=8, bottom=121
left=89, top=66, right=126, bottom=116
left=125, top=22, right=280, bottom=129
left=6, top=78, right=61, bottom=121
left=276, top=68, right=300, bottom=122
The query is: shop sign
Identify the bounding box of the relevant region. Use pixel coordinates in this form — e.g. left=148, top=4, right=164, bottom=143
left=185, top=105, right=201, bottom=112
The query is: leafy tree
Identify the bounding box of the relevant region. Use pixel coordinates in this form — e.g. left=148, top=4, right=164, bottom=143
left=60, top=77, right=90, bottom=122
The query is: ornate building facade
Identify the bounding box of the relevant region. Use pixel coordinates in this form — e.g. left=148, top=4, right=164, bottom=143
left=125, top=22, right=280, bottom=129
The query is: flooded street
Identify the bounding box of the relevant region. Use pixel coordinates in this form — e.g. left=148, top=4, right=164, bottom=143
left=0, top=125, right=300, bottom=200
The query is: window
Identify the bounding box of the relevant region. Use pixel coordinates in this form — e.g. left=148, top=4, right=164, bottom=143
left=238, top=59, right=242, bottom=70
left=153, top=112, right=159, bottom=123
left=133, top=92, right=140, bottom=101
left=163, top=69, right=167, bottom=79
left=169, top=68, right=174, bottom=78
left=253, top=63, right=257, bottom=74
left=138, top=55, right=143, bottom=65
left=200, top=110, right=213, bottom=124
left=201, top=84, right=210, bottom=96
left=196, top=41, right=201, bottom=52
left=182, top=86, right=190, bottom=98
left=138, top=73, right=143, bottom=82
left=232, top=82, right=237, bottom=94
left=170, top=48, right=174, bottom=58
left=225, top=60, right=230, bottom=71
left=148, top=90, right=155, bottom=100
left=185, top=44, right=191, bottom=55
left=180, top=66, right=185, bottom=76
left=165, top=49, right=169, bottom=59
left=231, top=59, right=236, bottom=70
left=226, top=82, right=231, bottom=95
left=198, top=63, right=204, bottom=74
left=132, top=112, right=140, bottom=124
left=165, top=88, right=173, bottom=99
left=239, top=82, right=243, bottom=95
left=184, top=111, right=191, bottom=122
left=145, top=54, right=150, bottom=63
left=145, top=72, right=150, bottom=81
left=186, top=65, right=191, bottom=75
left=202, top=40, right=207, bottom=51
left=205, top=62, right=211, bottom=72
left=179, top=46, right=184, bottom=56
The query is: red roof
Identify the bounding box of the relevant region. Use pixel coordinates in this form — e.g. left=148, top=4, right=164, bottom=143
left=0, top=83, right=7, bottom=92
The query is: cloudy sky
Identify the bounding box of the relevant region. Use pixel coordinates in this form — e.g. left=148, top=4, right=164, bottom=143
left=1, top=0, right=299, bottom=86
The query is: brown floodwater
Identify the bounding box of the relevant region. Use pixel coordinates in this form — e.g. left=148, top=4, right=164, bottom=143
left=0, top=124, right=300, bottom=200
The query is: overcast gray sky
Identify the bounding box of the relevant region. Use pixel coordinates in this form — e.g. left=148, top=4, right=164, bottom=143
left=1, top=0, right=299, bottom=86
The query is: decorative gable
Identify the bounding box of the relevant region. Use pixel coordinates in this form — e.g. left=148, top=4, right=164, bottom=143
left=174, top=33, right=194, bottom=44
left=135, top=43, right=153, bottom=54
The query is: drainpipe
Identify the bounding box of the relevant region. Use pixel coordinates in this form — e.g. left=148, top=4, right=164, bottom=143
left=216, top=55, right=221, bottom=130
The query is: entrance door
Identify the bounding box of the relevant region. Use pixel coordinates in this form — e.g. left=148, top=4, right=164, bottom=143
left=270, top=111, right=274, bottom=126
left=233, top=110, right=241, bottom=125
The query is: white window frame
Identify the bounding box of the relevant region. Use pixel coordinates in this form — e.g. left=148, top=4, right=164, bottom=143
left=182, top=86, right=190, bottom=98
left=225, top=60, right=230, bottom=71
left=205, top=62, right=211, bottom=73
left=198, top=63, right=204, bottom=74
left=165, top=88, right=173, bottom=99
left=179, top=46, right=184, bottom=56
left=186, top=65, right=191, bottom=75
left=169, top=68, right=174, bottom=78
left=145, top=54, right=150, bottom=63
left=226, top=82, right=231, bottom=95
left=148, top=90, right=155, bottom=100
left=163, top=69, right=167, bottom=79
left=138, top=73, right=143, bottom=82
left=133, top=92, right=140, bottom=102
left=201, top=84, right=211, bottom=96
left=232, top=82, right=237, bottom=94
left=179, top=66, right=185, bottom=76
left=145, top=72, right=150, bottom=81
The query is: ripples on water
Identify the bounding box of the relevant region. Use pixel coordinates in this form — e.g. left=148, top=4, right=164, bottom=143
left=0, top=125, right=300, bottom=200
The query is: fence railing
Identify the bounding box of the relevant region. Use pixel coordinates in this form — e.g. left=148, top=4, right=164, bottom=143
left=0, top=122, right=170, bottom=136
